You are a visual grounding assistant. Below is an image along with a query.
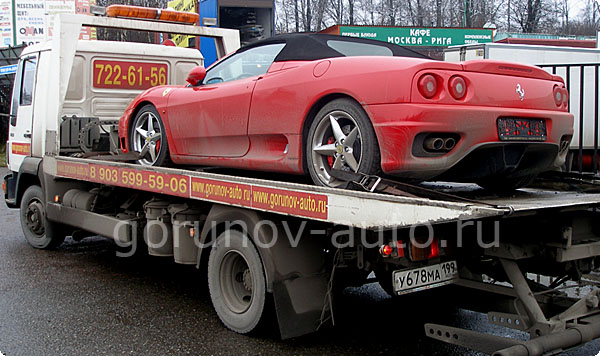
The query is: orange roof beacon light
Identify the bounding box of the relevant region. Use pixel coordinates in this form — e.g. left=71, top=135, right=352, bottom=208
left=106, top=5, right=199, bottom=25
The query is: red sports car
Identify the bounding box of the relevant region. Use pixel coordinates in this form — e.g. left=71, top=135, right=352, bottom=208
left=119, top=34, right=573, bottom=190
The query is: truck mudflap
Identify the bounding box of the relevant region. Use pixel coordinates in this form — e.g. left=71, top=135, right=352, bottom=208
left=3, top=172, right=17, bottom=207
left=424, top=259, right=600, bottom=355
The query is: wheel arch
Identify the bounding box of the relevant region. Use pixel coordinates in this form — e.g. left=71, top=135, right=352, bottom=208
left=14, top=156, right=42, bottom=207
left=127, top=100, right=155, bottom=136
left=197, top=204, right=279, bottom=290
left=301, top=93, right=373, bottom=174
left=123, top=100, right=152, bottom=152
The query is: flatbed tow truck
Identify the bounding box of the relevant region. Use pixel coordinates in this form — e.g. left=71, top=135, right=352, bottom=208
left=3, top=11, right=600, bottom=356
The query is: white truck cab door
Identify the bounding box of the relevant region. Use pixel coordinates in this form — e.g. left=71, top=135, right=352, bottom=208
left=8, top=54, right=38, bottom=173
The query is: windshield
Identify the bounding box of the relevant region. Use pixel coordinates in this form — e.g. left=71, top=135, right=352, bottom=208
left=204, top=43, right=285, bottom=85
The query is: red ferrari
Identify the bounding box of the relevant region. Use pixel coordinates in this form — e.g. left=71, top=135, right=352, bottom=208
left=119, top=33, right=573, bottom=190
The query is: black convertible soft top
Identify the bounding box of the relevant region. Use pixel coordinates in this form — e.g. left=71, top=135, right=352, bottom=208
left=237, top=33, right=431, bottom=62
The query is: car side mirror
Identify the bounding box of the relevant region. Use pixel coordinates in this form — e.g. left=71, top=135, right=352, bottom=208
left=186, top=66, right=206, bottom=86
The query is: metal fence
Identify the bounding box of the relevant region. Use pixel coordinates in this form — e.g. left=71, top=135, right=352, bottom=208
left=539, top=63, right=600, bottom=174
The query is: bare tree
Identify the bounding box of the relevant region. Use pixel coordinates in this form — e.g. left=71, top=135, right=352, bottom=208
left=569, top=0, right=599, bottom=35
left=348, top=0, right=355, bottom=24
left=416, top=0, right=424, bottom=26
left=295, top=0, right=300, bottom=32
left=512, top=0, right=545, bottom=32
left=561, top=0, right=569, bottom=33
left=387, top=0, right=395, bottom=26
left=272, top=0, right=584, bottom=36
left=305, top=0, right=312, bottom=31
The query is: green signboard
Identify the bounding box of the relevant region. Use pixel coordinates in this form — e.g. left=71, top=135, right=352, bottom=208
left=338, top=26, right=494, bottom=47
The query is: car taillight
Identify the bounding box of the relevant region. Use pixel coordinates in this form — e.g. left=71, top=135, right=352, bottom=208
left=562, top=88, right=569, bottom=108
left=418, top=74, right=438, bottom=99
left=448, top=76, right=467, bottom=100
left=553, top=86, right=564, bottom=107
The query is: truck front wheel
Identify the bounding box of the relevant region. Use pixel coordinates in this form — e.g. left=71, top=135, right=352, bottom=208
left=19, top=185, right=66, bottom=249
left=207, top=230, right=268, bottom=334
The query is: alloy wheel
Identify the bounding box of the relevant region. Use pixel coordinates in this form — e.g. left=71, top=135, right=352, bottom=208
left=132, top=111, right=163, bottom=166
left=311, top=110, right=363, bottom=187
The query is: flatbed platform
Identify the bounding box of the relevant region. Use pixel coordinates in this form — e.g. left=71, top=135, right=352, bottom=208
left=48, top=156, right=600, bottom=229
left=424, top=181, right=600, bottom=214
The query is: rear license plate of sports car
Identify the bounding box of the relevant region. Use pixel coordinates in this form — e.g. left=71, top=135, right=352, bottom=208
left=498, top=118, right=547, bottom=141
left=393, top=261, right=458, bottom=295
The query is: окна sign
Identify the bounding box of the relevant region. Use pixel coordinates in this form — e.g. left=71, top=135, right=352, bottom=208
left=339, top=26, right=493, bottom=46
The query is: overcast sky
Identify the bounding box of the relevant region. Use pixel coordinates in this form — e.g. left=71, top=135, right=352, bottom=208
left=571, top=0, right=591, bottom=19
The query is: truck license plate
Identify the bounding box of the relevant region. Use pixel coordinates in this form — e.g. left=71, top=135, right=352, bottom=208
left=393, top=261, right=458, bottom=295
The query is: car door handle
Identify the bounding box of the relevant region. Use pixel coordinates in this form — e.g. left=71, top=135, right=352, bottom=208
left=23, top=133, right=31, bottom=138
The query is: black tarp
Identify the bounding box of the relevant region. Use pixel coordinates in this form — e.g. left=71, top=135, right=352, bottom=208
left=236, top=33, right=431, bottom=61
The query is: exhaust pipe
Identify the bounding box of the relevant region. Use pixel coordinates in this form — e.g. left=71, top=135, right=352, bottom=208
left=443, top=137, right=456, bottom=151
left=424, top=137, right=444, bottom=151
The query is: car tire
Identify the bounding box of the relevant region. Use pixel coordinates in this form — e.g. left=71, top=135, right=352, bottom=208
left=207, top=229, right=268, bottom=334
left=306, top=98, right=381, bottom=188
left=130, top=104, right=171, bottom=167
left=19, top=185, right=66, bottom=249
left=477, top=174, right=537, bottom=193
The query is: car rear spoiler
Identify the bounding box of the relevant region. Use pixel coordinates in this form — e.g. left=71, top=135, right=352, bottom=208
left=461, top=60, right=561, bottom=82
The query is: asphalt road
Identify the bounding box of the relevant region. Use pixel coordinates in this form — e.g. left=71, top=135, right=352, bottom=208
left=0, top=166, right=598, bottom=356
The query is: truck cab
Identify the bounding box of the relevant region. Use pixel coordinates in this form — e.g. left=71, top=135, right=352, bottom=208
left=6, top=39, right=203, bottom=196
left=2, top=11, right=240, bottom=208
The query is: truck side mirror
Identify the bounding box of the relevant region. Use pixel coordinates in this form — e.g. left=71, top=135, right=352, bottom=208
left=186, top=66, right=206, bottom=86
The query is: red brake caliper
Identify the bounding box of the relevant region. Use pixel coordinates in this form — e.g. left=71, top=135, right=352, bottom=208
left=327, top=137, right=335, bottom=167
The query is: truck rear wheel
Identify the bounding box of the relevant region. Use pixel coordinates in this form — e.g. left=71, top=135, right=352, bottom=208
left=207, top=230, right=268, bottom=334
left=19, top=185, right=66, bottom=249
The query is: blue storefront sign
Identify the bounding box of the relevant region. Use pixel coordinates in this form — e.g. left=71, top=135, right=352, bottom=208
left=0, top=64, right=17, bottom=75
